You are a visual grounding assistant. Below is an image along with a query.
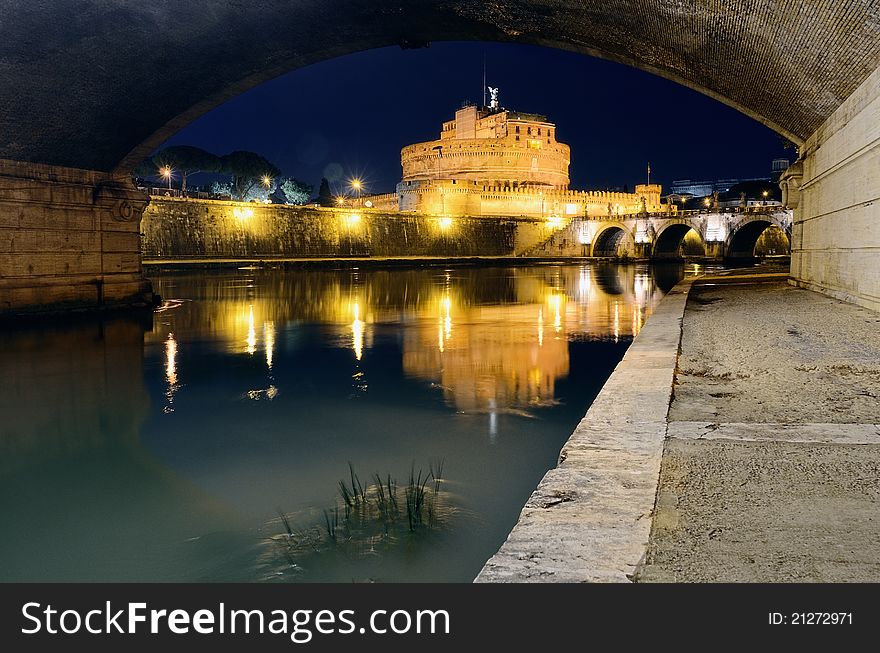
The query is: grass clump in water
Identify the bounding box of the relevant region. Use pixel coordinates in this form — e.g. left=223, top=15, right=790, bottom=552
left=267, top=460, right=453, bottom=576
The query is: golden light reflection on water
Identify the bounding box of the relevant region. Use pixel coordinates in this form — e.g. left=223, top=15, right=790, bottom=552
left=164, top=332, right=179, bottom=413
left=351, top=302, right=365, bottom=361
left=149, top=265, right=689, bottom=415
left=246, top=305, right=257, bottom=355
left=264, top=321, right=275, bottom=370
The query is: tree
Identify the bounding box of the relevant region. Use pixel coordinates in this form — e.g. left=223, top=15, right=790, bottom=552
left=277, top=178, right=313, bottom=205
left=219, top=151, right=281, bottom=201
left=209, top=181, right=233, bottom=198
left=317, top=177, right=334, bottom=207
left=153, top=145, right=221, bottom=195
left=132, top=157, right=159, bottom=180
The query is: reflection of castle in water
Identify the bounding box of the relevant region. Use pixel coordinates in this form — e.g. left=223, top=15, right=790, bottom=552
left=147, top=265, right=676, bottom=414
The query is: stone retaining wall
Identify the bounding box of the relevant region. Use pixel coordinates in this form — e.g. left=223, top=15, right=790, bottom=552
left=141, top=198, right=550, bottom=260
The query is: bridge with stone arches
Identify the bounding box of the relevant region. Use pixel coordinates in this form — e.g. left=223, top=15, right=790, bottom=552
left=0, top=1, right=878, bottom=313
left=522, top=209, right=793, bottom=261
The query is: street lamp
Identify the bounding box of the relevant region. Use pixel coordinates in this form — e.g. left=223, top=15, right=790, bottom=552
left=160, top=165, right=173, bottom=190
left=336, top=195, right=345, bottom=206
left=262, top=175, right=272, bottom=189
left=349, top=178, right=363, bottom=202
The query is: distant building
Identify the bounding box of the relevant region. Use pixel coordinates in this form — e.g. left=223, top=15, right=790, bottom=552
left=771, top=157, right=790, bottom=181
left=671, top=176, right=770, bottom=198
left=357, top=99, right=670, bottom=219
left=772, top=157, right=790, bottom=173
left=670, top=180, right=714, bottom=197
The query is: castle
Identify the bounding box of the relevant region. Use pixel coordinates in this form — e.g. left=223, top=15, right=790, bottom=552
left=356, top=98, right=670, bottom=219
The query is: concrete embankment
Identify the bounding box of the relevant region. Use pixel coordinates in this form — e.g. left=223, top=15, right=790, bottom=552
left=476, top=277, right=694, bottom=582
left=479, top=271, right=880, bottom=583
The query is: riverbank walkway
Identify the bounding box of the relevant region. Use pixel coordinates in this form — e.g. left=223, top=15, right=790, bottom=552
left=478, top=269, right=880, bottom=582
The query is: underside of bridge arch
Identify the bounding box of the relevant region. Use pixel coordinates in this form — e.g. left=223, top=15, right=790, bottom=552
left=726, top=220, right=774, bottom=260
left=2, top=1, right=880, bottom=172
left=652, top=224, right=705, bottom=260
left=592, top=227, right=631, bottom=258
left=0, top=2, right=879, bottom=314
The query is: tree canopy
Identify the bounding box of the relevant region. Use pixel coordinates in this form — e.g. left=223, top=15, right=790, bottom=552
left=277, top=178, right=313, bottom=205
left=219, top=151, right=282, bottom=201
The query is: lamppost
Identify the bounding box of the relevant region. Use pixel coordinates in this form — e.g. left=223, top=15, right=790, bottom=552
left=350, top=178, right=363, bottom=203
left=160, top=165, right=173, bottom=191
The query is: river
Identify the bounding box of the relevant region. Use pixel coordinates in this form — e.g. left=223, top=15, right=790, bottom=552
left=0, top=262, right=703, bottom=581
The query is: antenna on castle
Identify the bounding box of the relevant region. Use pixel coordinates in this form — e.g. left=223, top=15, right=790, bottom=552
left=482, top=53, right=486, bottom=108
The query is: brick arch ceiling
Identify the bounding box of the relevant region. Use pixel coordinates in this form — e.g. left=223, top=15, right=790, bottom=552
left=1, top=1, right=878, bottom=173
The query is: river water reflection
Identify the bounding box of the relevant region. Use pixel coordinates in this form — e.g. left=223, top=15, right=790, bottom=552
left=0, top=263, right=701, bottom=581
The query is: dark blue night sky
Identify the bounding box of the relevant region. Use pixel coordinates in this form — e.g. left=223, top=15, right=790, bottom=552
left=162, top=41, right=794, bottom=195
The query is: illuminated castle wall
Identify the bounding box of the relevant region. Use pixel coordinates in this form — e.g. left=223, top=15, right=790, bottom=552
left=357, top=102, right=670, bottom=219
left=401, top=105, right=571, bottom=188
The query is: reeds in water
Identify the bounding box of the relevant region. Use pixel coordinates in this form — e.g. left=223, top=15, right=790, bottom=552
left=270, top=460, right=453, bottom=572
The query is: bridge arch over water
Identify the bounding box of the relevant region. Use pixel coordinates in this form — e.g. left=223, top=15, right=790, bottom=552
left=652, top=220, right=706, bottom=260
left=591, top=223, right=636, bottom=258
left=725, top=215, right=792, bottom=261
left=0, top=1, right=878, bottom=313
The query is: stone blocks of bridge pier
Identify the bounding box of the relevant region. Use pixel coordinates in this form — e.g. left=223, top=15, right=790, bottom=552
left=0, top=160, right=153, bottom=315
left=789, top=64, right=880, bottom=312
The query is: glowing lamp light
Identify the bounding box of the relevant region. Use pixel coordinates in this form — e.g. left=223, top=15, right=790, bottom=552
left=233, top=207, right=254, bottom=220
left=364, top=200, right=373, bottom=208
left=347, top=213, right=362, bottom=226
left=438, top=216, right=453, bottom=230
left=703, top=198, right=711, bottom=207
left=160, top=166, right=172, bottom=178
left=350, top=178, right=363, bottom=191
left=261, top=175, right=272, bottom=188
left=336, top=196, right=345, bottom=205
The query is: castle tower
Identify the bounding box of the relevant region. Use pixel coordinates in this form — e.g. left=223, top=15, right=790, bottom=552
left=399, top=105, right=571, bottom=189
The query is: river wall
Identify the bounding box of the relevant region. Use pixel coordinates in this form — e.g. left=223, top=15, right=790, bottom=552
left=141, top=198, right=550, bottom=260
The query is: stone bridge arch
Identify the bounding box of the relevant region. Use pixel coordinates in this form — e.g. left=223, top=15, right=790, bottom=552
left=591, top=222, right=636, bottom=258
left=725, top=213, right=792, bottom=260
left=651, top=219, right=706, bottom=260
left=3, top=1, right=879, bottom=174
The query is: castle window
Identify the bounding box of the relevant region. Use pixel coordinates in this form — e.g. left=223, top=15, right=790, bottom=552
left=538, top=128, right=542, bottom=135
left=515, top=135, right=520, bottom=141
left=515, top=126, right=520, bottom=134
